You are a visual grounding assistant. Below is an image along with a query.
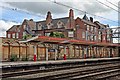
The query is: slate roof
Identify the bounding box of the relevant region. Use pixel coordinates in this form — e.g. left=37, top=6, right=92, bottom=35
left=25, top=20, right=36, bottom=30
left=94, top=21, right=106, bottom=29
left=7, top=25, right=21, bottom=32
left=81, top=14, right=96, bottom=26
left=36, top=17, right=69, bottom=29
left=83, top=14, right=89, bottom=21
left=82, top=19, right=96, bottom=26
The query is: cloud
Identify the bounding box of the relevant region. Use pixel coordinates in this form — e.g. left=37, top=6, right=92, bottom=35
left=83, top=2, right=111, bottom=14
left=5, top=0, right=113, bottom=16
left=6, top=2, right=68, bottom=15
left=0, top=20, right=20, bottom=37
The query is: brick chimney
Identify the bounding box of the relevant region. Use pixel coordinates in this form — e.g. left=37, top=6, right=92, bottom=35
left=90, top=17, right=93, bottom=22
left=68, top=9, right=75, bottom=29
left=69, top=9, right=74, bottom=18
left=46, top=11, right=52, bottom=24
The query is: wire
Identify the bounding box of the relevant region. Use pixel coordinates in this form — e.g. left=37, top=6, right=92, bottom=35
left=96, top=0, right=120, bottom=13
left=106, top=0, right=120, bottom=9
left=48, top=0, right=119, bottom=24
left=0, top=5, right=45, bottom=18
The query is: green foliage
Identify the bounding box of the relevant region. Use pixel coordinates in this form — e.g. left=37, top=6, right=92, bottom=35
left=49, top=32, right=55, bottom=37
left=49, top=32, right=65, bottom=38
left=10, top=54, right=18, bottom=61
left=23, top=34, right=32, bottom=40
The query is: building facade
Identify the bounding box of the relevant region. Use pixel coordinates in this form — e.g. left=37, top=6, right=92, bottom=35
left=6, top=9, right=113, bottom=44
left=3, top=9, right=119, bottom=61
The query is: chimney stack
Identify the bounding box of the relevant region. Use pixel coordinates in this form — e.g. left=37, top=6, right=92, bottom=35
left=46, top=11, right=52, bottom=24
left=90, top=17, right=93, bottom=22
left=69, top=9, right=74, bottom=18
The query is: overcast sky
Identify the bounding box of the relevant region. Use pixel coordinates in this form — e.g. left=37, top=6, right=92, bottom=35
left=0, top=0, right=119, bottom=43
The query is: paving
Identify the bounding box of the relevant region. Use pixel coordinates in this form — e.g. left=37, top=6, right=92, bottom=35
left=1, top=57, right=120, bottom=68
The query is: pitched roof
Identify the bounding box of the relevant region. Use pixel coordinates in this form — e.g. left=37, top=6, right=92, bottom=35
left=94, top=21, right=106, bottom=29
left=80, top=14, right=96, bottom=26
left=83, top=14, right=89, bottom=21
left=25, top=20, right=36, bottom=30
left=82, top=19, right=96, bottom=26
left=52, top=17, right=69, bottom=28
left=7, top=25, right=21, bottom=32
left=36, top=17, right=69, bottom=28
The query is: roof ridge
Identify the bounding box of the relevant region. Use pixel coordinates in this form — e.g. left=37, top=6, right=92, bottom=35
left=36, top=17, right=69, bottom=23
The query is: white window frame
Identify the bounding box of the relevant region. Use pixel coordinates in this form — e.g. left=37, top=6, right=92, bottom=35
left=8, top=34, right=11, bottom=38
left=12, top=33, right=15, bottom=38
left=45, top=33, right=50, bottom=36
left=94, top=35, right=96, bottom=41
left=87, top=25, right=89, bottom=31
left=68, top=31, right=74, bottom=37
left=91, top=26, right=93, bottom=31
left=91, top=35, right=94, bottom=41
left=38, top=25, right=42, bottom=30
left=82, top=31, right=85, bottom=38
left=94, top=27, right=97, bottom=32
left=98, top=31, right=101, bottom=40
left=16, top=33, right=19, bottom=38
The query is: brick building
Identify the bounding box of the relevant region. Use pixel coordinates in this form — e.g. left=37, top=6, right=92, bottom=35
left=6, top=9, right=112, bottom=44
left=3, top=9, right=119, bottom=61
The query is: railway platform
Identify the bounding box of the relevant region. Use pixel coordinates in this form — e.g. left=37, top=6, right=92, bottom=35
left=2, top=57, right=120, bottom=68
left=1, top=57, right=120, bottom=80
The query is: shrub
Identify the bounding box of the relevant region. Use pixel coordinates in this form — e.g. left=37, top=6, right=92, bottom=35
left=10, top=54, right=18, bottom=61
left=49, top=32, right=65, bottom=38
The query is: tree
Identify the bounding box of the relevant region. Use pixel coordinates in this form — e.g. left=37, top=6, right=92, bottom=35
left=23, top=34, right=32, bottom=40
left=49, top=32, right=65, bottom=38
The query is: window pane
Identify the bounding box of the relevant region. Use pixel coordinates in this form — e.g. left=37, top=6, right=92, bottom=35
left=12, top=33, right=15, bottom=38
left=16, top=33, right=19, bottom=38
left=68, top=31, right=74, bottom=37
left=8, top=34, right=11, bottom=38
left=82, top=32, right=85, bottom=38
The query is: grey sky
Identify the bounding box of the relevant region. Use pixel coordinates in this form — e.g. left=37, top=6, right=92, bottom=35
left=6, top=0, right=112, bottom=17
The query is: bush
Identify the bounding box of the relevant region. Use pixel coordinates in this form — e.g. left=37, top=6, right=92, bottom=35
left=10, top=54, right=18, bottom=61
left=49, top=32, right=65, bottom=38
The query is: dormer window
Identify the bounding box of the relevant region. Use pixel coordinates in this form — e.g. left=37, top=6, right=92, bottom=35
left=47, top=22, right=52, bottom=29
left=57, top=21, right=64, bottom=28
left=38, top=23, right=42, bottom=30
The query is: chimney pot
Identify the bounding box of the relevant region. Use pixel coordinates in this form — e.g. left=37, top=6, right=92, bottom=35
left=90, top=17, right=93, bottom=22
left=29, top=19, right=33, bottom=21
left=46, top=11, right=52, bottom=24
left=69, top=9, right=74, bottom=18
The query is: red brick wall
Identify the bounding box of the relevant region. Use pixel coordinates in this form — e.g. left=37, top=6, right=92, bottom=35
left=75, top=17, right=86, bottom=41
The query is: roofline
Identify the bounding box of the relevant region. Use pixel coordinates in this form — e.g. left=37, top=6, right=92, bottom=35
left=6, top=25, right=21, bottom=32
left=19, top=36, right=39, bottom=43
left=36, top=17, right=69, bottom=23
left=19, top=36, right=120, bottom=47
